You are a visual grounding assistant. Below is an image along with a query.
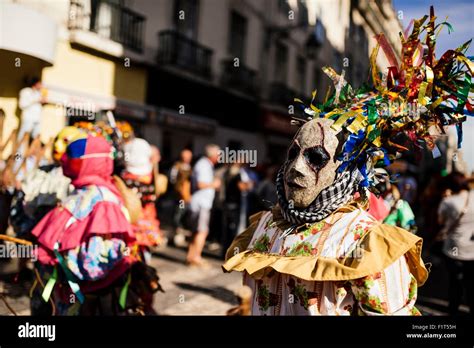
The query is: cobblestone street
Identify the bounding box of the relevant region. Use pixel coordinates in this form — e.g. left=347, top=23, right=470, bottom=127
left=2, top=243, right=471, bottom=316
left=0, top=244, right=242, bottom=316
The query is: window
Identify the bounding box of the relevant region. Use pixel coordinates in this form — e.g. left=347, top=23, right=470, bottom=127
left=297, top=56, right=306, bottom=94
left=174, top=0, right=200, bottom=39
left=88, top=0, right=145, bottom=52
left=228, top=11, right=248, bottom=61
left=274, top=42, right=288, bottom=83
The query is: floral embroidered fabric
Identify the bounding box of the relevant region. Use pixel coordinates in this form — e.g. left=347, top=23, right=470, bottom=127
left=240, top=209, right=422, bottom=315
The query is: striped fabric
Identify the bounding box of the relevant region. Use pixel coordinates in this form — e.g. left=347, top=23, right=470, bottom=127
left=276, top=164, right=362, bottom=224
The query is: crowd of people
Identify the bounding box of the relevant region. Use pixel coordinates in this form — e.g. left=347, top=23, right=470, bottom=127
left=162, top=136, right=473, bottom=316
left=1, top=102, right=473, bottom=315
left=0, top=81, right=284, bottom=315
left=1, top=41, right=473, bottom=317
left=168, top=145, right=279, bottom=264
left=0, top=109, right=165, bottom=315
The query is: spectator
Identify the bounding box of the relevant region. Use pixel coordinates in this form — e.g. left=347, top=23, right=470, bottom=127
left=169, top=149, right=193, bottom=244
left=122, top=138, right=163, bottom=248
left=437, top=171, right=474, bottom=315
left=18, top=77, right=46, bottom=140
left=398, top=174, right=418, bottom=206
left=170, top=149, right=193, bottom=204
left=221, top=163, right=253, bottom=258
left=238, top=164, right=256, bottom=232
left=254, top=165, right=278, bottom=211
left=186, top=144, right=221, bottom=267
left=382, top=181, right=417, bottom=233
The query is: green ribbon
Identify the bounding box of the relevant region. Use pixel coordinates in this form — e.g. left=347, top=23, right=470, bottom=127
left=119, top=272, right=132, bottom=310
left=367, top=100, right=378, bottom=124
left=454, top=75, right=471, bottom=112
left=368, top=129, right=381, bottom=143
left=53, top=242, right=85, bottom=304
left=41, top=267, right=57, bottom=303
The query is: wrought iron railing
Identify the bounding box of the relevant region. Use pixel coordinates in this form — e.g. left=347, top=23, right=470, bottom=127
left=220, top=59, right=258, bottom=95
left=157, top=30, right=213, bottom=79
left=68, top=0, right=145, bottom=53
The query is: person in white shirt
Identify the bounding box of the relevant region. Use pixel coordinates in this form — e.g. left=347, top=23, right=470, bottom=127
left=18, top=77, right=45, bottom=140
left=186, top=144, right=221, bottom=266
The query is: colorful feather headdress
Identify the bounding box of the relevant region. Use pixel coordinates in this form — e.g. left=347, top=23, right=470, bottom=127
left=294, top=6, right=473, bottom=192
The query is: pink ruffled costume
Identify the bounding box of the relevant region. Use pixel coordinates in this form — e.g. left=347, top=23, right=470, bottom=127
left=32, top=135, right=136, bottom=293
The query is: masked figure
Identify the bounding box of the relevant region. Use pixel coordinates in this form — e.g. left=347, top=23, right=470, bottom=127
left=223, top=8, right=472, bottom=315
left=224, top=118, right=427, bottom=315
left=32, top=135, right=161, bottom=315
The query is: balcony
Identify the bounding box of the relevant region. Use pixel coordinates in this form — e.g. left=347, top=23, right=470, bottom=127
left=0, top=3, right=58, bottom=65
left=220, top=59, right=258, bottom=96
left=68, top=0, right=145, bottom=53
left=268, top=82, right=298, bottom=106
left=157, top=30, right=213, bottom=79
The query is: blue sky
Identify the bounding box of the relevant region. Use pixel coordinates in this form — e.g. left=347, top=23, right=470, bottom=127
left=392, top=0, right=473, bottom=56
left=392, top=0, right=474, bottom=172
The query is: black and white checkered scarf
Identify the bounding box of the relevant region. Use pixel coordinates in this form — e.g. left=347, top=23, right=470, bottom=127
left=276, top=165, right=361, bottom=225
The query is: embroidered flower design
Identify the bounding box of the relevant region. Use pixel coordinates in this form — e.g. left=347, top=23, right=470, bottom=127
left=286, top=241, right=317, bottom=256
left=253, top=234, right=271, bottom=252
left=359, top=295, right=388, bottom=314
left=353, top=223, right=370, bottom=241
left=335, top=286, right=347, bottom=298
left=300, top=221, right=327, bottom=237
left=407, top=276, right=417, bottom=301
left=287, top=278, right=315, bottom=310
left=257, top=282, right=278, bottom=311
left=352, top=275, right=375, bottom=289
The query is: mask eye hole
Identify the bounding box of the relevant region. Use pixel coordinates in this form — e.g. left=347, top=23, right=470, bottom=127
left=287, top=143, right=300, bottom=161
left=303, top=146, right=329, bottom=171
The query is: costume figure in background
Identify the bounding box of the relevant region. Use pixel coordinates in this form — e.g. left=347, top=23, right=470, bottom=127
left=74, top=118, right=126, bottom=175
left=224, top=8, right=472, bottom=315
left=170, top=149, right=193, bottom=243
left=122, top=137, right=163, bottom=248
left=381, top=180, right=416, bottom=233
left=32, top=135, right=161, bottom=315
left=10, top=126, right=83, bottom=239
left=170, top=149, right=193, bottom=205
left=7, top=127, right=84, bottom=313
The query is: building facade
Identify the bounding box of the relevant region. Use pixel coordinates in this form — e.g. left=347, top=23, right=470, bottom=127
left=0, top=0, right=403, bottom=167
